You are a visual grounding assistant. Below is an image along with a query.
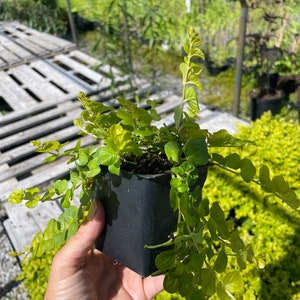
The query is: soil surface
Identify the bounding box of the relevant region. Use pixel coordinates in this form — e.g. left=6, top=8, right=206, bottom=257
left=122, top=154, right=172, bottom=174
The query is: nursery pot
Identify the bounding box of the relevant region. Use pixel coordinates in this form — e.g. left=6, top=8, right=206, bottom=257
left=250, top=90, right=285, bottom=121
left=94, top=166, right=208, bottom=277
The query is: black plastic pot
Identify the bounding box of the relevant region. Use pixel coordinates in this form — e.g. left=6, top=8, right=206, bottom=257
left=250, top=90, right=285, bottom=121
left=94, top=166, right=208, bottom=277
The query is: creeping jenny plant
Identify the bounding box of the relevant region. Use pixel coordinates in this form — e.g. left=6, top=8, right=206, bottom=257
left=9, top=28, right=300, bottom=299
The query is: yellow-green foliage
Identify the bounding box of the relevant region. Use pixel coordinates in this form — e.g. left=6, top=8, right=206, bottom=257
left=155, top=290, right=185, bottom=300
left=203, top=112, right=300, bottom=299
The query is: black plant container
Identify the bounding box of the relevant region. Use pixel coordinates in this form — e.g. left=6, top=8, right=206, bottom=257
left=250, top=90, right=285, bottom=121
left=94, top=166, right=208, bottom=277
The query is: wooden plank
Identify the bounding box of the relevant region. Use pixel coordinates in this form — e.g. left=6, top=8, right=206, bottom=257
left=0, top=100, right=81, bottom=138
left=30, top=60, right=85, bottom=96
left=0, top=108, right=82, bottom=151
left=0, top=35, right=34, bottom=61
left=0, top=57, right=6, bottom=68
left=0, top=126, right=81, bottom=165
left=0, top=134, right=94, bottom=182
left=3, top=212, right=39, bottom=253
left=0, top=81, right=133, bottom=126
left=3, top=201, right=63, bottom=252
left=0, top=70, right=37, bottom=110
left=52, top=54, right=112, bottom=88
left=9, top=64, right=66, bottom=102
left=0, top=44, right=20, bottom=65
left=69, top=50, right=122, bottom=78
left=11, top=35, right=50, bottom=57
left=16, top=23, right=75, bottom=52
left=0, top=158, right=76, bottom=201
left=0, top=162, right=9, bottom=173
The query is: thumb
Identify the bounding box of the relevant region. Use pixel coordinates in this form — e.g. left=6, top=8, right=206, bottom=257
left=57, top=200, right=105, bottom=259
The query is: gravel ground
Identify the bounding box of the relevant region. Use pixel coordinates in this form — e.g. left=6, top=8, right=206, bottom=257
left=0, top=203, right=28, bottom=300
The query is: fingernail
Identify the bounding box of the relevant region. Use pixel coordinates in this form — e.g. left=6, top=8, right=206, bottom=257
left=87, top=201, right=98, bottom=221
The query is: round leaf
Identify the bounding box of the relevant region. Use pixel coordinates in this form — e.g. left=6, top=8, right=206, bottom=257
left=165, top=141, right=180, bottom=163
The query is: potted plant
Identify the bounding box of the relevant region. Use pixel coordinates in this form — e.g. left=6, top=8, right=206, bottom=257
left=245, top=8, right=287, bottom=120
left=9, top=28, right=300, bottom=299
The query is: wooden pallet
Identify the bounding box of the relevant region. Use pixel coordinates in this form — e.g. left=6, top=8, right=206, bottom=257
left=0, top=21, right=75, bottom=70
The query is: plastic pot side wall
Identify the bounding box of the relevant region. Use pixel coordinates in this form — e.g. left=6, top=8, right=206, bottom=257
left=94, top=166, right=208, bottom=277
left=250, top=92, right=285, bottom=121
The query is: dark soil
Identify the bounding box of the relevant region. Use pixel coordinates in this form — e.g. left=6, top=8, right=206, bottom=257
left=121, top=154, right=172, bottom=175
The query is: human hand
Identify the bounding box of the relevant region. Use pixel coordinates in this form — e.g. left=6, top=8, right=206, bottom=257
left=44, top=201, right=164, bottom=300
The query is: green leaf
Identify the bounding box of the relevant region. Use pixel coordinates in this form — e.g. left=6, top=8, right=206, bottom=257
left=54, top=179, right=68, bottom=195
left=208, top=130, right=253, bottom=147
left=237, top=254, right=247, bottom=270
left=225, top=153, right=241, bottom=170
left=86, top=159, right=101, bottom=177
left=272, top=175, right=290, bottom=194
left=280, top=190, right=300, bottom=210
left=211, top=153, right=226, bottom=165
left=61, top=189, right=72, bottom=208
left=169, top=186, right=178, bottom=211
left=207, top=218, right=218, bottom=241
left=184, top=139, right=208, bottom=166
left=165, top=141, right=180, bottom=163
left=164, top=273, right=180, bottom=293
left=216, top=282, right=231, bottom=300
left=240, top=158, right=256, bottom=182
left=8, top=189, right=24, bottom=204
left=174, top=106, right=183, bottom=129
left=210, top=202, right=225, bottom=223
left=78, top=151, right=89, bottom=166
left=97, top=147, right=119, bottom=169
left=214, top=250, right=228, bottom=273
left=229, top=231, right=245, bottom=250
left=183, top=41, right=189, bottom=55
left=259, top=165, right=274, bottom=192
left=198, top=198, right=210, bottom=217
left=25, top=195, right=41, bottom=208
left=201, top=268, right=216, bottom=296
left=155, top=250, right=177, bottom=271
left=180, top=62, right=188, bottom=82
left=53, top=232, right=65, bottom=246
left=188, top=73, right=202, bottom=92
left=191, top=252, right=205, bottom=269
left=43, top=155, right=57, bottom=163
left=43, top=219, right=59, bottom=239
left=223, top=271, right=244, bottom=294
left=44, top=239, right=55, bottom=251
left=184, top=86, right=199, bottom=117
left=66, top=221, right=79, bottom=240
left=108, top=161, right=121, bottom=176
left=190, top=47, right=205, bottom=60
left=70, top=170, right=81, bottom=186
left=149, top=108, right=161, bottom=121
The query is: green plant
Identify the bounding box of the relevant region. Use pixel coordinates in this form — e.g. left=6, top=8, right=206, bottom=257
left=8, top=28, right=300, bottom=299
